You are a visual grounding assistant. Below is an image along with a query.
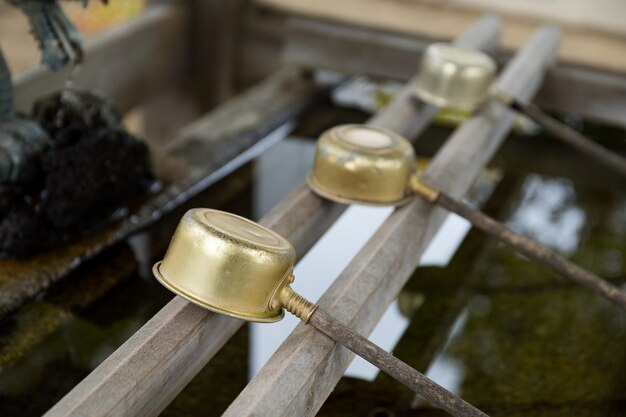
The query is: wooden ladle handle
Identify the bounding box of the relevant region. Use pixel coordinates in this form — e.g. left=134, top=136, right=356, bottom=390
left=435, top=190, right=626, bottom=309
left=503, top=94, right=626, bottom=178
left=309, top=309, right=490, bottom=417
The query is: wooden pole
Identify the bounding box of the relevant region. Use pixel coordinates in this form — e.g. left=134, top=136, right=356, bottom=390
left=309, top=309, right=489, bottom=417
left=494, top=94, right=626, bottom=178
left=426, top=189, right=626, bottom=309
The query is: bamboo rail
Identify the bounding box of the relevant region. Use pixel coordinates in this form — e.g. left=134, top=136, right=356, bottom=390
left=44, top=15, right=502, bottom=417
left=223, top=25, right=560, bottom=417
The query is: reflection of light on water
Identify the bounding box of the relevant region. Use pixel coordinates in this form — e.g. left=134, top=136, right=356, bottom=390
left=421, top=213, right=472, bottom=266
left=409, top=309, right=469, bottom=406
left=423, top=357, right=466, bottom=398
left=507, top=174, right=585, bottom=255
left=343, top=212, right=472, bottom=381
left=252, top=137, right=316, bottom=218
left=250, top=139, right=476, bottom=380
left=331, top=76, right=402, bottom=113
left=609, top=199, right=626, bottom=234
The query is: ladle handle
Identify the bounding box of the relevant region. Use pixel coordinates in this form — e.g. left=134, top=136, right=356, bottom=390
left=434, top=190, right=626, bottom=309
left=309, top=309, right=490, bottom=417
left=510, top=98, right=626, bottom=178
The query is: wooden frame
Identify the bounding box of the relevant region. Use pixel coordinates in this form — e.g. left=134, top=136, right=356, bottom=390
left=259, top=0, right=626, bottom=73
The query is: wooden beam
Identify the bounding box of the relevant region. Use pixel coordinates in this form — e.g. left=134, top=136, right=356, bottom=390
left=427, top=0, right=626, bottom=37
left=261, top=0, right=626, bottom=73
left=44, top=15, right=502, bottom=417
left=283, top=17, right=426, bottom=81
left=188, top=0, right=249, bottom=107
left=283, top=17, right=626, bottom=129
left=13, top=3, right=189, bottom=114
left=222, top=25, right=560, bottom=417
left=239, top=7, right=288, bottom=87
left=538, top=66, right=626, bottom=129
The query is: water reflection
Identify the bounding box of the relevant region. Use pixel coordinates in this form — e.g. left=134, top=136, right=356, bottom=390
left=438, top=286, right=626, bottom=416
left=424, top=309, right=469, bottom=397
left=319, top=161, right=625, bottom=416
left=0, top=107, right=623, bottom=416
left=507, top=174, right=585, bottom=255
left=252, top=137, right=316, bottom=217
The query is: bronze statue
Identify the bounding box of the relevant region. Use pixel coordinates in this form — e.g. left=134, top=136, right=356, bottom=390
left=7, top=0, right=108, bottom=70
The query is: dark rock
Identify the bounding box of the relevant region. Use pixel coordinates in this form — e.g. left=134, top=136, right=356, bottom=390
left=0, top=90, right=153, bottom=258
left=0, top=203, right=57, bottom=256
left=0, top=118, right=51, bottom=185
left=0, top=186, right=14, bottom=219
left=41, top=127, right=153, bottom=231
left=32, top=89, right=121, bottom=144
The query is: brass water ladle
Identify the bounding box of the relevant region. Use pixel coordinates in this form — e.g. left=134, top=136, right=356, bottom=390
left=307, top=124, right=626, bottom=309
left=153, top=208, right=489, bottom=417
left=413, top=43, right=626, bottom=178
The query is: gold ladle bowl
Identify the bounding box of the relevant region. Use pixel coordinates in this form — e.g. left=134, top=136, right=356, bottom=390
left=307, top=124, right=416, bottom=206
left=307, top=124, right=441, bottom=206
left=153, top=208, right=296, bottom=322
left=414, top=42, right=497, bottom=111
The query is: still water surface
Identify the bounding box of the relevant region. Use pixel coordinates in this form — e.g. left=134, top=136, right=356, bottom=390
left=0, top=107, right=624, bottom=416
